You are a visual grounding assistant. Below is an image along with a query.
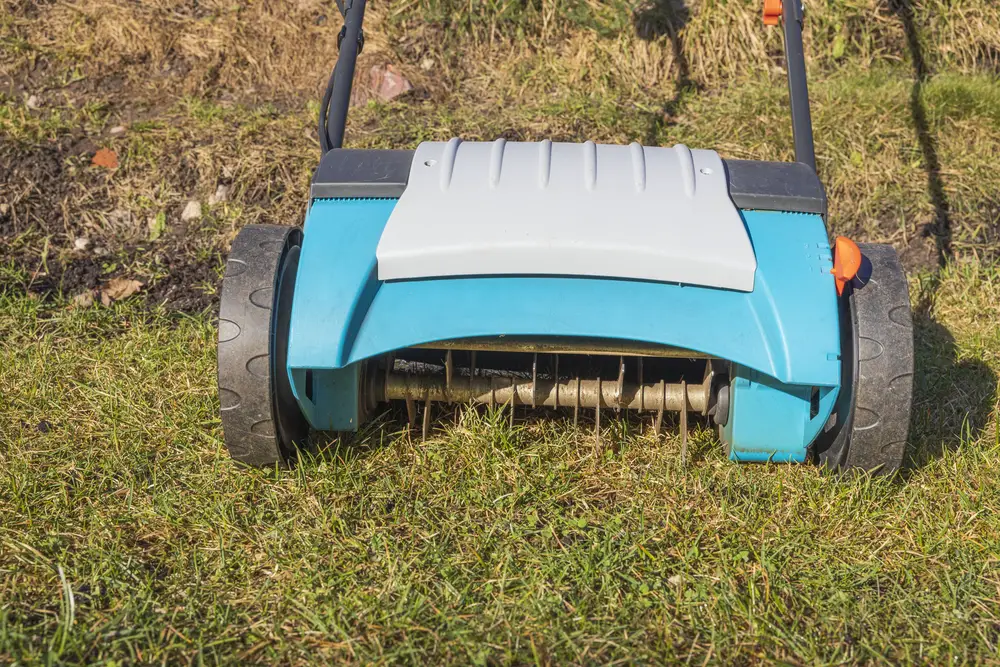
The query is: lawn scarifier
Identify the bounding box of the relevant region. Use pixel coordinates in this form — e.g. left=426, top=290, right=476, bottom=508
left=217, top=0, right=914, bottom=473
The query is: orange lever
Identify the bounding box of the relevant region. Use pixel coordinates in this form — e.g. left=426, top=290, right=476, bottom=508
left=763, top=0, right=782, bottom=25
left=831, top=236, right=862, bottom=296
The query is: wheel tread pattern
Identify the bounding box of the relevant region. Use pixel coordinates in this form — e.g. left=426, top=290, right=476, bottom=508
left=845, top=243, right=914, bottom=473
left=217, top=224, right=303, bottom=467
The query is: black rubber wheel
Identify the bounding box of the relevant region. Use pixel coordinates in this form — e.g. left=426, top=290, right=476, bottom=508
left=814, top=243, right=914, bottom=474
left=217, top=224, right=309, bottom=467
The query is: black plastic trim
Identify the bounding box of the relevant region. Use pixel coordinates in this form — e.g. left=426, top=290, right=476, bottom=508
left=723, top=159, right=827, bottom=216
left=310, top=148, right=414, bottom=199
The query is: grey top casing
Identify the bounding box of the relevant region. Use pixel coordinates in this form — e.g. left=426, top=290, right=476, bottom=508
left=310, top=145, right=827, bottom=216
left=376, top=140, right=758, bottom=291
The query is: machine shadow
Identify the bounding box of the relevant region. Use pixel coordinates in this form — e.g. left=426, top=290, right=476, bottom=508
left=908, top=303, right=997, bottom=469
left=308, top=408, right=407, bottom=465
left=887, top=1, right=993, bottom=470
left=889, top=0, right=953, bottom=266
left=633, top=0, right=696, bottom=146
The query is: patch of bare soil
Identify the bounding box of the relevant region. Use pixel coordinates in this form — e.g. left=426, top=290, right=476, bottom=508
left=0, top=135, right=224, bottom=312
left=0, top=0, right=354, bottom=312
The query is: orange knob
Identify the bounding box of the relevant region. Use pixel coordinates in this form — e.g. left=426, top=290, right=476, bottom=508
left=763, top=0, right=782, bottom=26
left=831, top=236, right=862, bottom=296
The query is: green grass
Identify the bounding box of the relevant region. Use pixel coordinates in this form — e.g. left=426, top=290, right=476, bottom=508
left=1, top=261, right=998, bottom=664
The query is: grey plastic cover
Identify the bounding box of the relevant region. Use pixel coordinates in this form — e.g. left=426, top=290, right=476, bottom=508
left=375, top=139, right=757, bottom=292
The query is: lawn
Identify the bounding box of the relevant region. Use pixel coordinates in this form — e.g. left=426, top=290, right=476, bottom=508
left=2, top=0, right=1000, bottom=663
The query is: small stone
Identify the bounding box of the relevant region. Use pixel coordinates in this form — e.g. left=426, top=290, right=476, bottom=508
left=26, top=95, right=40, bottom=110
left=668, top=574, right=683, bottom=586
left=180, top=200, right=202, bottom=222
left=0, top=203, right=9, bottom=216
left=109, top=125, right=126, bottom=136
left=71, top=291, right=95, bottom=308
left=208, top=184, right=229, bottom=206
left=92, top=246, right=109, bottom=257
left=73, top=237, right=91, bottom=251
left=420, top=57, right=435, bottom=71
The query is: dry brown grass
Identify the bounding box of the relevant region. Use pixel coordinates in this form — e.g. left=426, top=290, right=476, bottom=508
left=4, top=0, right=1000, bottom=107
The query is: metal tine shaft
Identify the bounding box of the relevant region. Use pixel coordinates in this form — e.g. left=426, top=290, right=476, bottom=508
left=445, top=350, right=453, bottom=394
left=509, top=376, right=516, bottom=427
left=573, top=377, right=581, bottom=427
left=553, top=354, right=560, bottom=408
left=406, top=397, right=416, bottom=427
left=617, top=355, right=625, bottom=410
left=385, top=355, right=394, bottom=401
left=638, top=357, right=644, bottom=411
left=700, top=358, right=714, bottom=416
left=680, top=380, right=689, bottom=468
left=531, top=353, right=538, bottom=408
left=654, top=379, right=665, bottom=436
left=421, top=390, right=431, bottom=441
left=595, top=376, right=602, bottom=453
left=386, top=372, right=709, bottom=411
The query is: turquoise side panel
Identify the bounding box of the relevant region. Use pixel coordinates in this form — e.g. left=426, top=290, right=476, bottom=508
left=721, top=365, right=839, bottom=463
left=290, top=198, right=395, bottom=369
left=290, top=366, right=361, bottom=431
left=288, top=199, right=840, bottom=389
left=286, top=198, right=395, bottom=430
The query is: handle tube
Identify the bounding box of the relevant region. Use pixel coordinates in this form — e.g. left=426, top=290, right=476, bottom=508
left=320, top=0, right=367, bottom=152
left=781, top=0, right=817, bottom=172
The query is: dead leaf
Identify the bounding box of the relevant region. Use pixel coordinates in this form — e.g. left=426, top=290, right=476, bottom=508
left=71, top=291, right=95, bottom=308
left=100, top=278, right=143, bottom=306
left=371, top=64, right=413, bottom=102
left=351, top=64, right=414, bottom=106
left=92, top=148, right=119, bottom=169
